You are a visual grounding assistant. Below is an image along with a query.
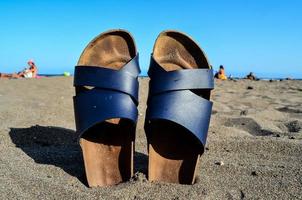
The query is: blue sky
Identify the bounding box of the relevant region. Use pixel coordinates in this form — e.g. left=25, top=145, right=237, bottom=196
left=0, top=0, right=301, bottom=78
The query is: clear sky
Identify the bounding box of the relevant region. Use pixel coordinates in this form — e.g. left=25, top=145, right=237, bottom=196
left=0, top=0, right=301, bottom=78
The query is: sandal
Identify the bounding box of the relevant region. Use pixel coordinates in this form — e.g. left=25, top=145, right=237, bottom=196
left=145, top=30, right=214, bottom=184
left=73, top=30, right=140, bottom=187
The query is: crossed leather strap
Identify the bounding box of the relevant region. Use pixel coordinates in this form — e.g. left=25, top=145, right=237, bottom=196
left=73, top=54, right=140, bottom=138
left=145, top=56, right=214, bottom=153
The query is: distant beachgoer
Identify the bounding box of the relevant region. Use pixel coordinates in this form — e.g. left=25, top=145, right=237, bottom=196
left=0, top=60, right=38, bottom=79
left=26, top=60, right=38, bottom=78
left=246, top=72, right=256, bottom=80
left=214, top=65, right=227, bottom=80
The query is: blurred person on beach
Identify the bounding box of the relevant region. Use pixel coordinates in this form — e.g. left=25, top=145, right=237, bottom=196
left=246, top=72, right=257, bottom=80
left=0, top=59, right=38, bottom=79
left=214, top=65, right=227, bottom=80
left=228, top=74, right=234, bottom=80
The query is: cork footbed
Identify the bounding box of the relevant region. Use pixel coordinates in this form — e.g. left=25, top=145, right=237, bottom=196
left=149, top=31, right=211, bottom=184
left=77, top=30, right=136, bottom=187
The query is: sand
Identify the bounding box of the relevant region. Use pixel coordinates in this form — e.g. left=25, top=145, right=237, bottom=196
left=0, top=77, right=301, bottom=199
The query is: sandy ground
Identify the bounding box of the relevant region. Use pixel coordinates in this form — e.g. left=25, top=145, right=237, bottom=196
left=0, top=77, right=301, bottom=199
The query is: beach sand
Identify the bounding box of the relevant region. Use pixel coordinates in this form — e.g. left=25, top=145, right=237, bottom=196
left=0, top=77, right=301, bottom=199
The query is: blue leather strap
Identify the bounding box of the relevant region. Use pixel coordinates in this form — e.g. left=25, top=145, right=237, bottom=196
left=74, top=88, right=138, bottom=137
left=148, top=57, right=214, bottom=95
left=73, top=54, right=140, bottom=137
left=145, top=90, right=212, bottom=150
left=145, top=56, right=214, bottom=153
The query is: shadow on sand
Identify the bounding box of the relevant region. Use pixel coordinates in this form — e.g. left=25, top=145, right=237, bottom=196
left=9, top=125, right=148, bottom=186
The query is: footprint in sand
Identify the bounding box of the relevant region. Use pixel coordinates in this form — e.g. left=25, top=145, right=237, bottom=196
left=277, top=106, right=302, bottom=114
left=224, top=117, right=274, bottom=136
left=276, top=106, right=302, bottom=118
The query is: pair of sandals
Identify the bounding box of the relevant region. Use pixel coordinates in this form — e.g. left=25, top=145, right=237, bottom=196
left=73, top=29, right=214, bottom=187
